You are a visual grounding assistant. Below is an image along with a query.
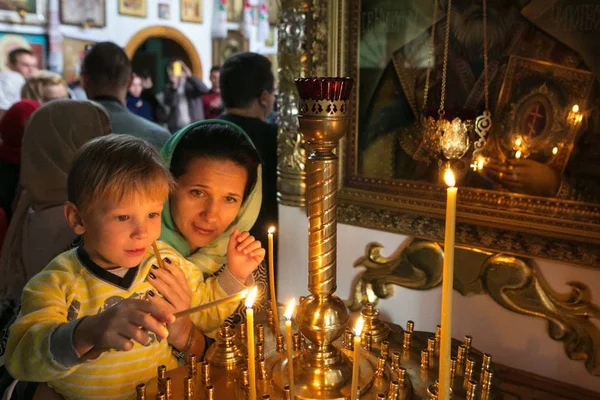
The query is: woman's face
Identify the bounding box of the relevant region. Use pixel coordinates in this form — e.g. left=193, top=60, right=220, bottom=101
left=171, top=157, right=249, bottom=252
left=129, top=76, right=143, bottom=98
left=42, top=84, right=68, bottom=102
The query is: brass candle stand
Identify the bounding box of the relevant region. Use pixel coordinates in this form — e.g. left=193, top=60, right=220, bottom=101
left=141, top=77, right=496, bottom=399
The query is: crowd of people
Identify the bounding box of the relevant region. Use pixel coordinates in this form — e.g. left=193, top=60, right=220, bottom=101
left=0, top=42, right=279, bottom=399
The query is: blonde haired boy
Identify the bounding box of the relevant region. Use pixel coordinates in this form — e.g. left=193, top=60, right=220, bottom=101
left=4, top=135, right=257, bottom=399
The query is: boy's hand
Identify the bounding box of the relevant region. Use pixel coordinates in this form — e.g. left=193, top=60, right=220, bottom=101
left=74, top=299, right=173, bottom=356
left=147, top=257, right=193, bottom=349
left=227, top=228, right=265, bottom=283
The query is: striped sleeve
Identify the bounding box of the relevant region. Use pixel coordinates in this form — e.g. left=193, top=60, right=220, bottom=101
left=5, top=262, right=80, bottom=381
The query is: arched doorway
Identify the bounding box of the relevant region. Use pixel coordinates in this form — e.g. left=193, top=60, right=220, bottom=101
left=124, top=26, right=202, bottom=78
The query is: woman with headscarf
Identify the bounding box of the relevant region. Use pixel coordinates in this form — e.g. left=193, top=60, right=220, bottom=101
left=0, top=100, right=40, bottom=223
left=0, top=100, right=111, bottom=319
left=146, top=120, right=268, bottom=339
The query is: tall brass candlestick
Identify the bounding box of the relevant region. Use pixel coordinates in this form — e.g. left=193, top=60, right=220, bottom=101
left=439, top=169, right=457, bottom=400
left=293, top=77, right=354, bottom=398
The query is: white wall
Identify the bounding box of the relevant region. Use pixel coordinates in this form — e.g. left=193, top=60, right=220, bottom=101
left=277, top=205, right=600, bottom=392
left=0, top=0, right=275, bottom=83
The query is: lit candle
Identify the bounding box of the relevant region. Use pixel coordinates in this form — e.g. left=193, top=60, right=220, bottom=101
left=515, top=150, right=522, bottom=159
left=268, top=227, right=280, bottom=334
left=439, top=169, right=457, bottom=400
left=284, top=299, right=296, bottom=398
left=245, top=286, right=258, bottom=400
left=350, top=317, right=364, bottom=400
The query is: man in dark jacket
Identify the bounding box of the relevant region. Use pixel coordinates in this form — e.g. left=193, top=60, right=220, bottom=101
left=164, top=60, right=209, bottom=133
left=81, top=42, right=170, bottom=149
left=218, top=52, right=278, bottom=268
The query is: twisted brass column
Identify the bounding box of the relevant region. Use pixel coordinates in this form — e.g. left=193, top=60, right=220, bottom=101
left=291, top=77, right=356, bottom=398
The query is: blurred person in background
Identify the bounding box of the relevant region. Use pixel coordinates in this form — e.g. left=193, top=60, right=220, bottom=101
left=164, top=60, right=209, bottom=132
left=7, top=48, right=38, bottom=79
left=126, top=73, right=153, bottom=121
left=21, top=71, right=69, bottom=103
left=0, top=100, right=40, bottom=223
left=202, top=65, right=223, bottom=119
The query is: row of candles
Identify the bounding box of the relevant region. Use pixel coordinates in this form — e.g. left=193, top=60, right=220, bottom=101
left=246, top=167, right=458, bottom=400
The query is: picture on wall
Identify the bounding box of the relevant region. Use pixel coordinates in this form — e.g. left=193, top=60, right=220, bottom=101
left=158, top=3, right=170, bottom=19
left=0, top=0, right=48, bottom=25
left=0, top=33, right=47, bottom=70
left=62, top=37, right=95, bottom=83
left=265, top=26, right=275, bottom=47
left=212, top=30, right=248, bottom=67
left=60, top=0, right=105, bottom=27
left=119, top=0, right=146, bottom=17
left=227, top=0, right=242, bottom=22
left=181, top=0, right=202, bottom=23
left=267, top=0, right=279, bottom=25
left=0, top=0, right=36, bottom=12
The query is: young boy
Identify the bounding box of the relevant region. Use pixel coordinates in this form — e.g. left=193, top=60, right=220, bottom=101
left=3, top=135, right=260, bottom=399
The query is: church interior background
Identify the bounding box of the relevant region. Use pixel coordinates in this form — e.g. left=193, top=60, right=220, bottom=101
left=1, top=0, right=599, bottom=398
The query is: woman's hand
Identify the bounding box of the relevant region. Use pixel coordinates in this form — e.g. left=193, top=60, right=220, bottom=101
left=147, top=257, right=193, bottom=348
left=227, top=228, right=266, bottom=283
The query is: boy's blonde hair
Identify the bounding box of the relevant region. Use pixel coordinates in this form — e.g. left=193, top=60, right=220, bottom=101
left=68, top=134, right=174, bottom=212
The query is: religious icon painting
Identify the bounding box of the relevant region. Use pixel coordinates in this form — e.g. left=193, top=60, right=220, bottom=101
left=181, top=0, right=202, bottom=23
left=158, top=3, right=170, bottom=19
left=0, top=0, right=47, bottom=25
left=0, top=33, right=47, bottom=70
left=118, top=0, right=146, bottom=17
left=488, top=56, right=595, bottom=174
left=227, top=0, right=243, bottom=22
left=61, top=36, right=95, bottom=82
left=60, top=0, right=105, bottom=27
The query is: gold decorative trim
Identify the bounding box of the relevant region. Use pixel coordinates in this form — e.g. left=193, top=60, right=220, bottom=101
left=345, top=240, right=443, bottom=311
left=346, top=239, right=600, bottom=375
left=480, top=253, right=600, bottom=376
left=338, top=195, right=600, bottom=267
left=124, top=26, right=203, bottom=78
left=298, top=99, right=349, bottom=116
left=276, top=0, right=333, bottom=207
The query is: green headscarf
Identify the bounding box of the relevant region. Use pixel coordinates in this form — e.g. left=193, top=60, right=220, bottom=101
left=160, top=119, right=263, bottom=274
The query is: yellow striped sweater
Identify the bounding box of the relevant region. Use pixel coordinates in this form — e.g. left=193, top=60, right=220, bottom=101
left=4, top=240, right=247, bottom=400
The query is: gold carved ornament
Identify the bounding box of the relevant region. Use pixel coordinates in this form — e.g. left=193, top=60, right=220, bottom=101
left=346, top=240, right=600, bottom=376
left=276, top=0, right=332, bottom=207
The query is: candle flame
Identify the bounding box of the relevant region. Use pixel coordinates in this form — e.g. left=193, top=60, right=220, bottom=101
left=268, top=226, right=276, bottom=234
left=515, top=138, right=522, bottom=147
left=444, top=169, right=456, bottom=188
left=245, top=286, right=258, bottom=308
left=515, top=150, right=522, bottom=159
left=284, top=299, right=296, bottom=320
left=572, top=104, right=580, bottom=113
left=354, top=316, right=364, bottom=336
left=552, top=147, right=558, bottom=155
